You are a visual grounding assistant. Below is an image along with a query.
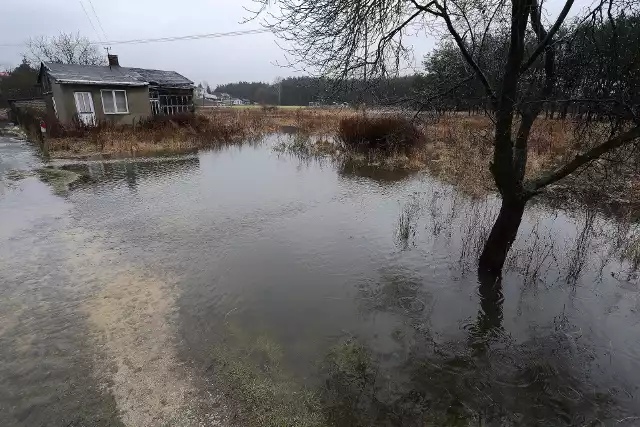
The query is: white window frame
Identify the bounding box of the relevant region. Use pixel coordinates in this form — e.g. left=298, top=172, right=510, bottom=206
left=52, top=97, right=58, bottom=119
left=100, top=89, right=129, bottom=115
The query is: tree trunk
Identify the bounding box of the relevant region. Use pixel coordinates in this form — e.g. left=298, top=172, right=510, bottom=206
left=478, top=197, right=527, bottom=276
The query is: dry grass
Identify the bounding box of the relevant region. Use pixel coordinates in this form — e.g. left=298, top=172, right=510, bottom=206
left=47, top=107, right=352, bottom=159
left=48, top=111, right=266, bottom=159
left=198, top=106, right=354, bottom=134
left=420, top=116, right=494, bottom=196
left=274, top=112, right=579, bottom=196
left=420, top=115, right=605, bottom=197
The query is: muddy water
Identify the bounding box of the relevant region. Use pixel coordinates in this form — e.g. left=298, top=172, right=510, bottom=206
left=1, top=135, right=639, bottom=426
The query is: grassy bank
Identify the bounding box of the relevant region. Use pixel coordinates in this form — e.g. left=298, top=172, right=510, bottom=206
left=45, top=112, right=267, bottom=159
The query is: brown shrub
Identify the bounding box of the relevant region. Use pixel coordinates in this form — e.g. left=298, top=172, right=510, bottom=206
left=338, top=116, right=426, bottom=155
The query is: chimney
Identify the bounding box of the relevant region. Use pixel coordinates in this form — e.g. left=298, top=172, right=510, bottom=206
left=108, top=54, right=120, bottom=67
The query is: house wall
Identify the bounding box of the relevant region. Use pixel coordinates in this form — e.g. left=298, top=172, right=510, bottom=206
left=51, top=82, right=67, bottom=121
left=55, top=83, right=151, bottom=125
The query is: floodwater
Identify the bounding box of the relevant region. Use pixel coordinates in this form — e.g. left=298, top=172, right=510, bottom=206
left=0, top=134, right=639, bottom=426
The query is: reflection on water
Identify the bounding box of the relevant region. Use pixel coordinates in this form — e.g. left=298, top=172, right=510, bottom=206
left=1, top=135, right=640, bottom=426
left=60, top=155, right=200, bottom=191
left=338, top=159, right=418, bottom=182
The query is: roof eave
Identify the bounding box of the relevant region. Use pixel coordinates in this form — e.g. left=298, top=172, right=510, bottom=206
left=55, top=79, right=149, bottom=87
left=158, top=85, right=194, bottom=89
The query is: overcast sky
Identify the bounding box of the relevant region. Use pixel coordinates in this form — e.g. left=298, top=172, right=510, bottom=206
left=0, top=0, right=594, bottom=88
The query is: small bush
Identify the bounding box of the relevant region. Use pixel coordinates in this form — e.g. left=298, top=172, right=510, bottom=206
left=138, top=112, right=204, bottom=130
left=338, top=116, right=425, bottom=155
left=14, top=107, right=46, bottom=139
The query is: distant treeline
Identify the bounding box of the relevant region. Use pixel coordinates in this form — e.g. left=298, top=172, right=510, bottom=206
left=217, top=13, right=639, bottom=118
left=215, top=76, right=429, bottom=107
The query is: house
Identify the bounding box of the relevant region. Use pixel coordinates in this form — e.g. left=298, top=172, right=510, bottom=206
left=214, top=92, right=230, bottom=99
left=194, top=86, right=206, bottom=99
left=38, top=55, right=194, bottom=126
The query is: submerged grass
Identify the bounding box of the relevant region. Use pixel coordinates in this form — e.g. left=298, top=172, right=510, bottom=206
left=36, top=167, right=81, bottom=194
left=211, top=325, right=325, bottom=427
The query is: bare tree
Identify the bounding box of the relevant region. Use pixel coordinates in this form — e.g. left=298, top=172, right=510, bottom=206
left=25, top=32, right=105, bottom=66
left=253, top=0, right=640, bottom=277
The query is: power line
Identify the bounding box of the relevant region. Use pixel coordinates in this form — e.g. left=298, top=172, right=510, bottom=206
left=86, top=0, right=109, bottom=40
left=0, top=28, right=271, bottom=49
left=97, top=29, right=271, bottom=46
left=78, top=0, right=103, bottom=43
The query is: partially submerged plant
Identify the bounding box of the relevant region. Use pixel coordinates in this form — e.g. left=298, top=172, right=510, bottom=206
left=395, top=193, right=423, bottom=249
left=338, top=116, right=425, bottom=156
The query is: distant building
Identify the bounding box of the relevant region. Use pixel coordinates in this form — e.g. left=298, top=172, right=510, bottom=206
left=38, top=55, right=194, bottom=126
left=194, top=86, right=206, bottom=99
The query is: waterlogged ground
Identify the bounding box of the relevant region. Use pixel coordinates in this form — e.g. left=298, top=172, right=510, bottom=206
left=1, top=134, right=639, bottom=426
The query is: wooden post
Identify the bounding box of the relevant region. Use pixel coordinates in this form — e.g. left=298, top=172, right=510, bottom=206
left=39, top=120, right=49, bottom=158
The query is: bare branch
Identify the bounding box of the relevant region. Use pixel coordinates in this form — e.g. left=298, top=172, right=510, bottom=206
left=520, top=0, right=574, bottom=72
left=25, top=32, right=104, bottom=66
left=435, top=2, right=498, bottom=104
left=527, top=126, right=640, bottom=192
left=409, top=0, right=441, bottom=16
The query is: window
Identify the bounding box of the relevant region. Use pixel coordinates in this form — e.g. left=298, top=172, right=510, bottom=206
left=74, top=92, right=94, bottom=113
left=101, top=89, right=129, bottom=114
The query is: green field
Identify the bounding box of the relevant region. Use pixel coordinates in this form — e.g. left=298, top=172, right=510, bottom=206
left=227, top=105, right=306, bottom=110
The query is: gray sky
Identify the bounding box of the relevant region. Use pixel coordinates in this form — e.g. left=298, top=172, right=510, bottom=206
left=0, top=0, right=293, bottom=87
left=0, top=0, right=594, bottom=88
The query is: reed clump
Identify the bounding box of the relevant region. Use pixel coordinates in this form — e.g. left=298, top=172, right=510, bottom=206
left=338, top=116, right=426, bottom=155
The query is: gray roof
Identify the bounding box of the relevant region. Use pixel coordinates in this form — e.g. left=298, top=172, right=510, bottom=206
left=42, top=62, right=193, bottom=88
left=125, top=67, right=193, bottom=89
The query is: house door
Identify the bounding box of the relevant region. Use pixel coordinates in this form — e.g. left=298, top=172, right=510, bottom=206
left=74, top=92, right=96, bottom=126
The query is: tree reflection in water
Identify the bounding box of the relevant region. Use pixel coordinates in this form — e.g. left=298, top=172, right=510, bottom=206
left=319, top=270, right=629, bottom=427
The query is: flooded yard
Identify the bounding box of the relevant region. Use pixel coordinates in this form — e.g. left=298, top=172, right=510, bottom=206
left=1, top=134, right=639, bottom=426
